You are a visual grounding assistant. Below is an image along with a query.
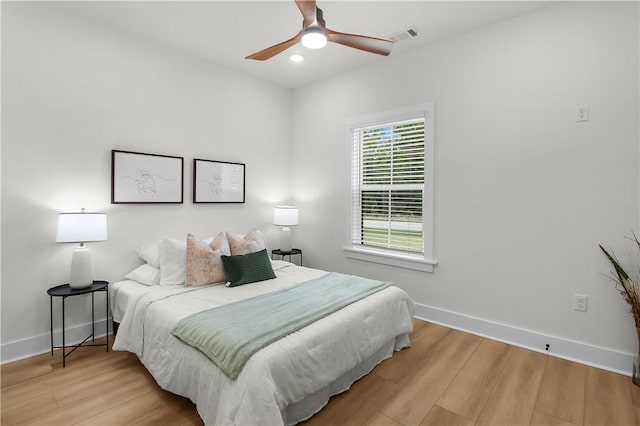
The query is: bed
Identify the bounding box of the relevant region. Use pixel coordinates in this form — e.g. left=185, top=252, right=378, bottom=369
left=111, top=252, right=414, bottom=425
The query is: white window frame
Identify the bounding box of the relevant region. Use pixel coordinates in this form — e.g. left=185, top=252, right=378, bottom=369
left=344, top=103, right=436, bottom=272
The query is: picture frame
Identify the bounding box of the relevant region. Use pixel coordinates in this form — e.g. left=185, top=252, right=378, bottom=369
left=193, top=159, right=245, bottom=203
left=111, top=150, right=184, bottom=204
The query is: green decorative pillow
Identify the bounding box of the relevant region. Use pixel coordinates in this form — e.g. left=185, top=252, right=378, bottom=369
left=221, top=249, right=276, bottom=287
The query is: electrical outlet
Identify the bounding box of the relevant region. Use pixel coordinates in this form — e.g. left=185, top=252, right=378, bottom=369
left=573, top=294, right=588, bottom=312
left=576, top=104, right=589, bottom=122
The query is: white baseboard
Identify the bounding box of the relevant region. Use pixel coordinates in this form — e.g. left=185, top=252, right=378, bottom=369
left=415, top=303, right=634, bottom=376
left=3, top=307, right=634, bottom=376
left=1, top=319, right=111, bottom=364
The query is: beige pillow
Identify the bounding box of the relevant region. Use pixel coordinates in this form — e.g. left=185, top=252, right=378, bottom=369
left=185, top=232, right=231, bottom=287
left=226, top=229, right=266, bottom=255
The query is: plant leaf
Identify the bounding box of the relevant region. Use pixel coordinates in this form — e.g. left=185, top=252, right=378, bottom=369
left=599, top=244, right=630, bottom=281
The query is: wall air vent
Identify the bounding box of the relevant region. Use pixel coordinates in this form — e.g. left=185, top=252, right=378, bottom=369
left=389, top=27, right=419, bottom=43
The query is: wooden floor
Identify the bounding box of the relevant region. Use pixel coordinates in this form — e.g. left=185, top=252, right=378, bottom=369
left=2, top=320, right=640, bottom=425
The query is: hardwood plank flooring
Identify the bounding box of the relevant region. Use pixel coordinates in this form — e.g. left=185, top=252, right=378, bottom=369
left=474, top=347, right=546, bottom=425
left=437, top=338, right=510, bottom=421
left=584, top=365, right=637, bottom=425
left=534, top=357, right=585, bottom=425
left=379, top=330, right=482, bottom=425
left=2, top=320, right=639, bottom=425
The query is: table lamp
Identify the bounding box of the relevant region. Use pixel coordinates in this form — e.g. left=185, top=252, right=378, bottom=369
left=273, top=206, right=298, bottom=252
left=56, top=210, right=108, bottom=289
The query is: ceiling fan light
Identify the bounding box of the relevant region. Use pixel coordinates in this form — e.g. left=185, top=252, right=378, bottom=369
left=301, top=27, right=327, bottom=49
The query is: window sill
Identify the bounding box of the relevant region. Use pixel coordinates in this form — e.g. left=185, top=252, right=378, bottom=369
left=343, top=246, right=437, bottom=272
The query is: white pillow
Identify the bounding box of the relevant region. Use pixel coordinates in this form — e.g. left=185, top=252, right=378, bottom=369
left=135, top=242, right=160, bottom=267
left=125, top=264, right=160, bottom=286
left=158, top=238, right=187, bottom=285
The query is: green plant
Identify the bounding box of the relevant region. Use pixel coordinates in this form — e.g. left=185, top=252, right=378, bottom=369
left=599, top=234, right=640, bottom=327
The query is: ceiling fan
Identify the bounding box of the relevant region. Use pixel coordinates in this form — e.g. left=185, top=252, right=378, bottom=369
left=246, top=0, right=394, bottom=61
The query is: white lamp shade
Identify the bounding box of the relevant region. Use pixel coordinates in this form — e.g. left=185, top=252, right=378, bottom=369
left=273, top=206, right=299, bottom=226
left=56, top=211, right=107, bottom=289
left=56, top=212, right=107, bottom=243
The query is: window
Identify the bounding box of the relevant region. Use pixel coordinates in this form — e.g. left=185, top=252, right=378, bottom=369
left=345, top=103, right=435, bottom=272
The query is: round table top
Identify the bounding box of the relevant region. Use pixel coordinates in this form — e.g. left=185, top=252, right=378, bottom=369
left=47, top=281, right=109, bottom=297
left=271, top=248, right=302, bottom=255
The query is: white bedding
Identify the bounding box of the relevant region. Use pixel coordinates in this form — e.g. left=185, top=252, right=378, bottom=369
left=112, top=260, right=415, bottom=425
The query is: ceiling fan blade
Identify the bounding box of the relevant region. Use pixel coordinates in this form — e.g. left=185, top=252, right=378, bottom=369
left=294, top=0, right=318, bottom=27
left=326, top=29, right=393, bottom=56
left=246, top=1, right=393, bottom=61
left=246, top=31, right=303, bottom=61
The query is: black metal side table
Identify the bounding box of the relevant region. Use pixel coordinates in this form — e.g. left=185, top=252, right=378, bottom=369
left=271, top=248, right=303, bottom=266
left=48, top=280, right=109, bottom=367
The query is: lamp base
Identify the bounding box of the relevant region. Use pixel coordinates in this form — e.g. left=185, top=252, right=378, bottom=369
left=69, top=246, right=94, bottom=289
left=280, top=227, right=292, bottom=252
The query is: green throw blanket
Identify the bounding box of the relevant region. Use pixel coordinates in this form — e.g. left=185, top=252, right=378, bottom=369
left=171, top=272, right=390, bottom=379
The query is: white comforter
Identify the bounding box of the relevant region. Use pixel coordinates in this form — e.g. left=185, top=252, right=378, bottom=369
left=112, top=261, right=414, bottom=425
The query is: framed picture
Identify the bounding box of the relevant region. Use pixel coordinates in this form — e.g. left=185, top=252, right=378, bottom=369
left=193, top=159, right=245, bottom=203
left=111, top=150, right=184, bottom=204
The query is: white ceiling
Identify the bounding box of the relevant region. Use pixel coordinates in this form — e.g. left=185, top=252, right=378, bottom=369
left=57, top=1, right=554, bottom=89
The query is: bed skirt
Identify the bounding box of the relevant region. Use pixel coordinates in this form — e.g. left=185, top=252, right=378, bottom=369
left=283, top=334, right=409, bottom=424
left=123, top=323, right=409, bottom=424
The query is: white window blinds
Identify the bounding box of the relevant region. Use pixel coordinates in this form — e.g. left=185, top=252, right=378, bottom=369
left=351, top=118, right=425, bottom=254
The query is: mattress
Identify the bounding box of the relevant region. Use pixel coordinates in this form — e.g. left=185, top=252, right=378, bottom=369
left=111, top=260, right=414, bottom=425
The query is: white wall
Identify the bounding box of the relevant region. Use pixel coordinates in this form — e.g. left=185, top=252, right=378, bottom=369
left=1, top=2, right=292, bottom=354
left=2, top=1, right=639, bottom=370
left=291, top=1, right=640, bottom=360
